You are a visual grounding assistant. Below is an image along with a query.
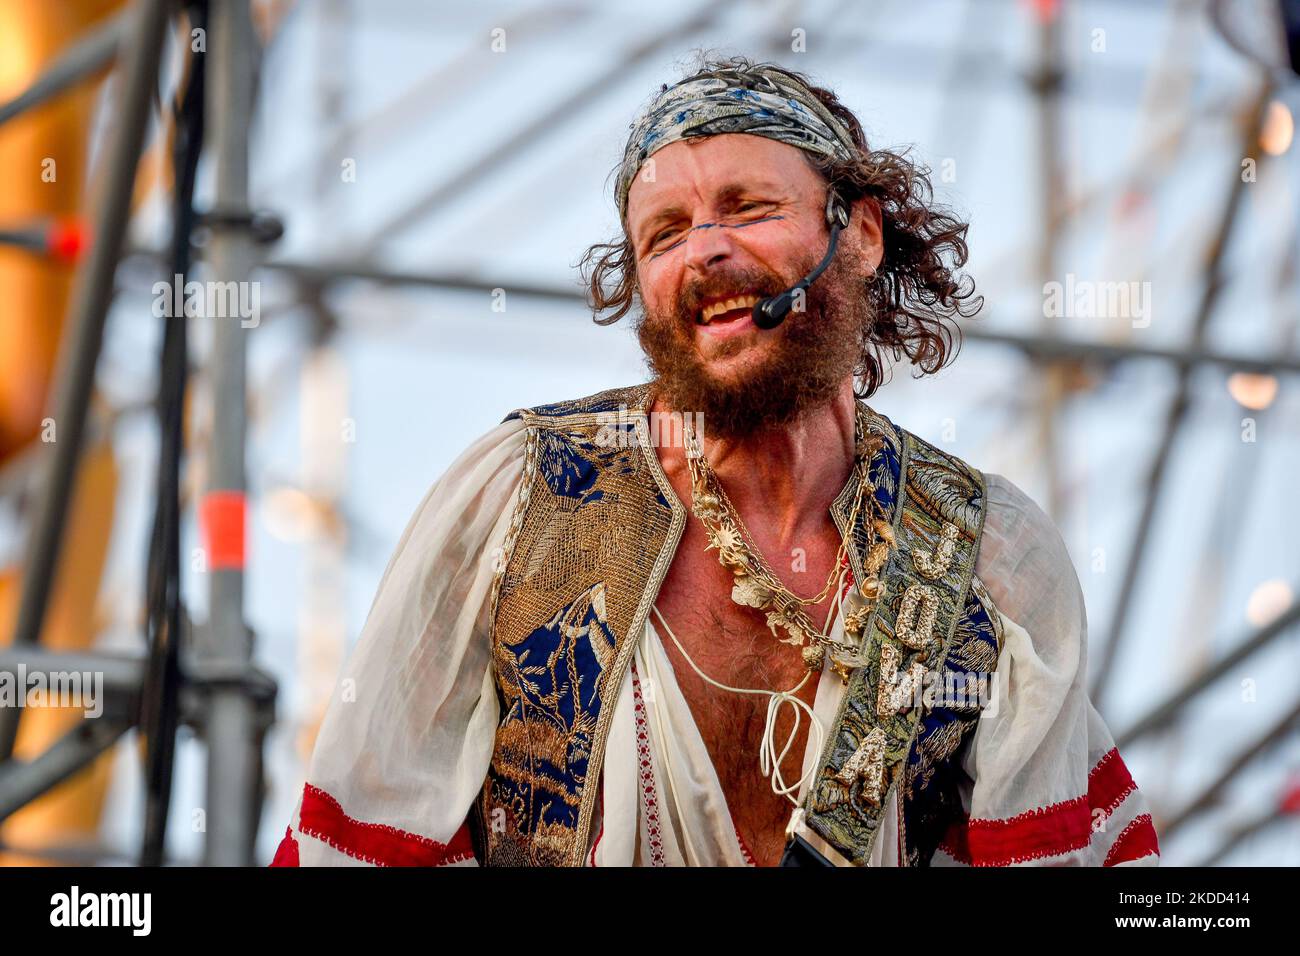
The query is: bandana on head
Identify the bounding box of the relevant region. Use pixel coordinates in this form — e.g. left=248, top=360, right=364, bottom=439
left=615, top=64, right=857, bottom=224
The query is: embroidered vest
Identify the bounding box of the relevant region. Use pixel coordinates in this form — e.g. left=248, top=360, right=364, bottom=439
left=469, top=383, right=1003, bottom=866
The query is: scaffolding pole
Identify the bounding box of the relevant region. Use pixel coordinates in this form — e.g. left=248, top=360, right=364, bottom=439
left=200, top=0, right=262, bottom=867
left=1116, top=592, right=1300, bottom=748
left=1198, top=804, right=1300, bottom=866
left=1159, top=698, right=1300, bottom=839
left=1090, top=86, right=1273, bottom=709
left=257, top=258, right=1300, bottom=376
left=0, top=0, right=170, bottom=761
left=359, top=0, right=740, bottom=253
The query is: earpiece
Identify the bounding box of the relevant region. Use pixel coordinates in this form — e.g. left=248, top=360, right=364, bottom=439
left=824, top=188, right=849, bottom=230
left=751, top=186, right=852, bottom=330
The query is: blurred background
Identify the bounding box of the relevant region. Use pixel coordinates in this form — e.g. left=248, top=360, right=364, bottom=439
left=1, top=0, right=1298, bottom=866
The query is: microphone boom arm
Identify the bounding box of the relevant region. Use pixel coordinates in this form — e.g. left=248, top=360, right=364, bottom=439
left=751, top=191, right=851, bottom=330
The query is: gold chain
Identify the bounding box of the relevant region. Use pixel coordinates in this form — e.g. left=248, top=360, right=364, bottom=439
left=682, top=409, right=893, bottom=672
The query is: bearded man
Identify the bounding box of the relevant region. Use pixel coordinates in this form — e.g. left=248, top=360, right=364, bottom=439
left=271, top=56, right=1160, bottom=868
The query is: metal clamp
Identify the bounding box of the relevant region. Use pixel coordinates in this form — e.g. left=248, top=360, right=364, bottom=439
left=196, top=206, right=284, bottom=244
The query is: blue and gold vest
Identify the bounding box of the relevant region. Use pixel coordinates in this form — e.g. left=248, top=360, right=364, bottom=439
left=470, top=383, right=1003, bottom=866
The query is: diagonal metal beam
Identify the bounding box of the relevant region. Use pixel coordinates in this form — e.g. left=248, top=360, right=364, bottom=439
left=1160, top=698, right=1300, bottom=838
left=1115, top=592, right=1300, bottom=749
left=263, top=3, right=586, bottom=200
left=0, top=719, right=132, bottom=823
left=0, top=9, right=129, bottom=127
left=0, top=0, right=171, bottom=761
left=1197, top=802, right=1300, bottom=866
left=256, top=258, right=1300, bottom=375
left=359, top=0, right=739, bottom=253
left=1090, top=86, right=1273, bottom=708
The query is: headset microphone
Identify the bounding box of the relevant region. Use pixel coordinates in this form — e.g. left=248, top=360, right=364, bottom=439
left=751, top=189, right=850, bottom=330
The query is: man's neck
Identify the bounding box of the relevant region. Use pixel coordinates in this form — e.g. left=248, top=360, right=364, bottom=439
left=649, top=379, right=859, bottom=547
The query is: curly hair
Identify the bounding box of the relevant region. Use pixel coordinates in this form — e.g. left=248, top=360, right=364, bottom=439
left=578, top=54, right=983, bottom=399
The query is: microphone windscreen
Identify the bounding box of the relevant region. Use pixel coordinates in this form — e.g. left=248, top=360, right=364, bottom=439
left=752, top=294, right=790, bottom=330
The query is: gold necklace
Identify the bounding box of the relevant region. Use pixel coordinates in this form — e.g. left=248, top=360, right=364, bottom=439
left=682, top=409, right=894, bottom=675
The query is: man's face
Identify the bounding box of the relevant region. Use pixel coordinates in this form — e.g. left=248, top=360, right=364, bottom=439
left=625, top=133, right=879, bottom=439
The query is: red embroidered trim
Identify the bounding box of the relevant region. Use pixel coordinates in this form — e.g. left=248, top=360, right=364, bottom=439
left=939, top=795, right=1091, bottom=866
left=1103, top=813, right=1159, bottom=866
left=733, top=821, right=757, bottom=866
left=630, top=658, right=666, bottom=867
left=589, top=788, right=604, bottom=867
left=938, top=749, right=1151, bottom=866
left=298, top=783, right=475, bottom=867
left=1088, top=747, right=1137, bottom=820
left=269, top=825, right=299, bottom=867
left=589, top=822, right=604, bottom=867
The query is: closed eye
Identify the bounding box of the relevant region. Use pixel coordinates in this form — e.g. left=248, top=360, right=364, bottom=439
left=643, top=201, right=780, bottom=257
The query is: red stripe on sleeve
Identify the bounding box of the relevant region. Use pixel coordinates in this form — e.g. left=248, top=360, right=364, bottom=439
left=1088, top=748, right=1137, bottom=818
left=1103, top=813, right=1160, bottom=866
left=298, top=783, right=475, bottom=867
left=939, top=749, right=1156, bottom=866
left=269, top=826, right=300, bottom=867
left=940, top=795, right=1091, bottom=866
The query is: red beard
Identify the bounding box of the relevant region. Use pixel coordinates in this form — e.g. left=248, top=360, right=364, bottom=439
left=635, top=247, right=871, bottom=440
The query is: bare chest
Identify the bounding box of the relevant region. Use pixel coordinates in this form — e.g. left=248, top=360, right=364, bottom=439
left=651, top=519, right=845, bottom=866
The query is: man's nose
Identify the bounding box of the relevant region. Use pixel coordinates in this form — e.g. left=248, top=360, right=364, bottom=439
left=682, top=221, right=735, bottom=275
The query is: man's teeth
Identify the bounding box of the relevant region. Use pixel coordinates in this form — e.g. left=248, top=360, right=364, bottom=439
left=699, top=293, right=761, bottom=324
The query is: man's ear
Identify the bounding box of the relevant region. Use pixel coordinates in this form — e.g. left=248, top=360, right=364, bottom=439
left=850, top=195, right=884, bottom=275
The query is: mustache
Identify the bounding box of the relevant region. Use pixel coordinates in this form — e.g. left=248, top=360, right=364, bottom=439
left=675, top=265, right=792, bottom=318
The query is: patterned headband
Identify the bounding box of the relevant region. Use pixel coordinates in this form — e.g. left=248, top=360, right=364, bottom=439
left=615, top=65, right=858, bottom=225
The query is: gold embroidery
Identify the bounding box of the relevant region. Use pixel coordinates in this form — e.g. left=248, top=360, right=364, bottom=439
left=876, top=639, right=927, bottom=716
left=485, top=388, right=990, bottom=867
left=805, top=429, right=987, bottom=867
left=912, top=521, right=960, bottom=579
left=833, top=727, right=888, bottom=807
left=894, top=583, right=939, bottom=651
left=484, top=383, right=687, bottom=867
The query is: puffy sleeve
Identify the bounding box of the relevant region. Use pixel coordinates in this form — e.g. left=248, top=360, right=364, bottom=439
left=932, top=473, right=1160, bottom=867
left=270, top=416, right=527, bottom=866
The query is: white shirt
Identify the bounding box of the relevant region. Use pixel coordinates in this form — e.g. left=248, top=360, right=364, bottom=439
left=588, top=590, right=900, bottom=866
left=276, top=416, right=1160, bottom=868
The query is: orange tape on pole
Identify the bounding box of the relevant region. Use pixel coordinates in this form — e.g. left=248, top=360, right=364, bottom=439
left=200, top=490, right=247, bottom=571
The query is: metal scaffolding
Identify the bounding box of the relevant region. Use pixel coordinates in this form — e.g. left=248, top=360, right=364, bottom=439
left=0, top=0, right=1297, bottom=866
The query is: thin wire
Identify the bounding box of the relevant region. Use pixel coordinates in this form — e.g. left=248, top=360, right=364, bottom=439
left=683, top=414, right=870, bottom=612
left=650, top=562, right=850, bottom=806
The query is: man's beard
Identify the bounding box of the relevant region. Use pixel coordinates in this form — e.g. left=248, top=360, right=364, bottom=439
left=634, top=246, right=870, bottom=441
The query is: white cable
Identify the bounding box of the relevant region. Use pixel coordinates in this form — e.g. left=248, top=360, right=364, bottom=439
left=650, top=564, right=848, bottom=807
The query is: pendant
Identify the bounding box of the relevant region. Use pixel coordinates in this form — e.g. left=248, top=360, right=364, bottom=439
left=830, top=659, right=854, bottom=684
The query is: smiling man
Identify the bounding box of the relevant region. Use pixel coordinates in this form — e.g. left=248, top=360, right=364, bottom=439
left=273, top=56, right=1160, bottom=868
